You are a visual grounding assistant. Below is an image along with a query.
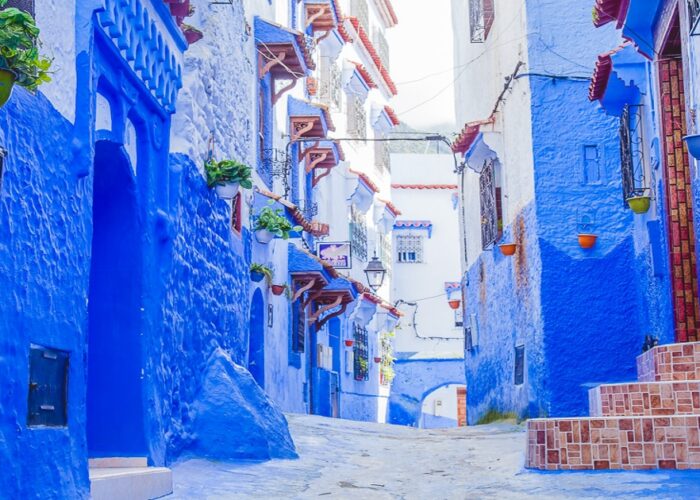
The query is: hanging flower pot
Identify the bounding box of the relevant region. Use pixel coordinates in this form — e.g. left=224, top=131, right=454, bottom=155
left=373, top=357, right=382, bottom=364
left=0, top=70, right=15, bottom=108
left=578, top=233, right=597, bottom=249
left=499, top=243, right=517, bottom=256
left=255, top=229, right=275, bottom=244
left=448, top=299, right=461, bottom=310
left=271, top=284, right=286, bottom=296
left=214, top=182, right=240, bottom=200
left=684, top=134, right=700, bottom=160
left=250, top=270, right=265, bottom=282
left=626, top=195, right=651, bottom=215
left=344, top=339, right=354, bottom=347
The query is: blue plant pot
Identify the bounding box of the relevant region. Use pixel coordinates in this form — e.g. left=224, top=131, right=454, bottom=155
left=684, top=134, right=700, bottom=160
left=250, top=271, right=265, bottom=282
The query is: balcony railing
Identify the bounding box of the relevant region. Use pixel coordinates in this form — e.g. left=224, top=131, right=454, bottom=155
left=259, top=148, right=291, bottom=193
left=469, top=0, right=495, bottom=43
left=479, top=158, right=501, bottom=249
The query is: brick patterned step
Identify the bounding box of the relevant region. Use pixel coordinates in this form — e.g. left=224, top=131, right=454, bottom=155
left=637, top=342, right=700, bottom=382
left=526, top=416, right=700, bottom=471
left=589, top=382, right=700, bottom=417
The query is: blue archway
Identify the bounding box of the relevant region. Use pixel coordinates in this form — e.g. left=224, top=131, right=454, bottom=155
left=248, top=288, right=266, bottom=387
left=87, top=140, right=147, bottom=457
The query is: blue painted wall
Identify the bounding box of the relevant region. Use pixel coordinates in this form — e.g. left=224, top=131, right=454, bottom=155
left=462, top=0, right=674, bottom=423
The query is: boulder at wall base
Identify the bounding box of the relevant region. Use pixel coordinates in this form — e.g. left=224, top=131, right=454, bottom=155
left=189, top=348, right=298, bottom=460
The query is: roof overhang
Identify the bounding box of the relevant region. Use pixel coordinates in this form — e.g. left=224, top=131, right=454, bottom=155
left=288, top=97, right=335, bottom=140
left=347, top=169, right=380, bottom=212
left=592, top=0, right=630, bottom=29
left=255, top=17, right=314, bottom=81
left=394, top=220, right=433, bottom=238
left=589, top=43, right=646, bottom=116
left=304, top=0, right=339, bottom=33
left=465, top=133, right=499, bottom=174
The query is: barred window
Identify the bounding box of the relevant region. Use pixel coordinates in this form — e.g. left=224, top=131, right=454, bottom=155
left=292, top=300, right=305, bottom=353
left=479, top=159, right=503, bottom=249
left=318, top=57, right=342, bottom=110
left=353, top=323, right=369, bottom=381
left=620, top=104, right=648, bottom=205
left=5, top=0, right=34, bottom=15
left=347, top=94, right=367, bottom=140
left=350, top=204, right=368, bottom=261
left=469, top=0, right=495, bottom=43
left=396, top=234, right=423, bottom=263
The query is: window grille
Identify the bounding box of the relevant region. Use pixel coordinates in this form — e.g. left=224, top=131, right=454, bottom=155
left=396, top=234, right=423, bottom=263
left=292, top=300, right=305, bottom=353
left=690, top=0, right=700, bottom=34
left=347, top=95, right=367, bottom=140
left=350, top=204, right=368, bottom=261
left=374, top=139, right=391, bottom=174
left=619, top=104, right=647, bottom=205
left=379, top=333, right=393, bottom=386
left=6, top=0, right=34, bottom=15
left=230, top=194, right=242, bottom=233
left=379, top=232, right=392, bottom=277
left=259, top=148, right=290, bottom=194
left=319, top=58, right=342, bottom=110
left=373, top=28, right=390, bottom=71
left=469, top=0, right=495, bottom=43
left=351, top=0, right=370, bottom=31
left=353, top=323, right=369, bottom=381
left=479, top=159, right=502, bottom=249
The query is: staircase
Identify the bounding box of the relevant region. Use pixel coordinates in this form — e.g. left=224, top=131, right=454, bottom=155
left=526, top=341, right=700, bottom=470
left=89, top=457, right=173, bottom=499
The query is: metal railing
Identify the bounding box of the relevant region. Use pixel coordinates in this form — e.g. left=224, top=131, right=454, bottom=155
left=619, top=104, right=647, bottom=204
left=469, top=0, right=495, bottom=43
left=350, top=205, right=368, bottom=261
left=479, top=158, right=500, bottom=249
left=319, top=59, right=342, bottom=110
left=353, top=323, right=369, bottom=381
left=347, top=95, right=367, bottom=140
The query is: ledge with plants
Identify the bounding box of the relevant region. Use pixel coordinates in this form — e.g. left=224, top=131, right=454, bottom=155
left=205, top=157, right=253, bottom=199
left=254, top=203, right=303, bottom=244
left=0, top=0, right=52, bottom=108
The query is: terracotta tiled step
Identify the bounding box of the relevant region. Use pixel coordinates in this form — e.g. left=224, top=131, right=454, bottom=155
left=637, top=341, right=700, bottom=382
left=526, top=416, right=700, bottom=471
left=589, top=381, right=700, bottom=417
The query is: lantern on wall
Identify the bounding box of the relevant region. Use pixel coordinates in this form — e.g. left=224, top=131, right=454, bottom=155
left=364, top=253, right=387, bottom=292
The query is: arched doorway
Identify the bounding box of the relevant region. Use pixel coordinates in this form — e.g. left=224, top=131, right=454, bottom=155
left=248, top=288, right=265, bottom=387
left=87, top=140, right=147, bottom=457
left=419, top=384, right=467, bottom=429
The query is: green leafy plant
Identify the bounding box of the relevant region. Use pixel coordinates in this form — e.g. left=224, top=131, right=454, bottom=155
left=250, top=263, right=273, bottom=285
left=204, top=158, right=253, bottom=189
left=0, top=0, right=52, bottom=92
left=254, top=205, right=302, bottom=240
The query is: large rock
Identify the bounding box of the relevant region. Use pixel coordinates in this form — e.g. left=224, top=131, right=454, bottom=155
left=189, top=348, right=298, bottom=460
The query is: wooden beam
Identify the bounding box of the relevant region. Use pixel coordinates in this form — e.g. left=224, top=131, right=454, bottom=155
left=309, top=295, right=343, bottom=322
left=292, top=278, right=316, bottom=302
left=313, top=167, right=333, bottom=187
left=291, top=119, right=315, bottom=141
left=305, top=151, right=328, bottom=173
left=316, top=301, right=349, bottom=330
left=259, top=51, right=287, bottom=79
left=272, top=78, right=298, bottom=106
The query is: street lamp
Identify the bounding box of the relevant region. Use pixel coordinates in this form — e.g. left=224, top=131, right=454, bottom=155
left=364, top=253, right=387, bottom=292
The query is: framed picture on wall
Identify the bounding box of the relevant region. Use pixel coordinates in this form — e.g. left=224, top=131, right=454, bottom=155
left=317, top=242, right=352, bottom=269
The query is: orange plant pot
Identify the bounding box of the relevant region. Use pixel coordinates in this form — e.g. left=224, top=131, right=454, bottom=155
left=578, top=234, right=597, bottom=249
left=271, top=284, right=286, bottom=296
left=344, top=340, right=354, bottom=347
left=448, top=299, right=461, bottom=310
left=499, top=243, right=517, bottom=256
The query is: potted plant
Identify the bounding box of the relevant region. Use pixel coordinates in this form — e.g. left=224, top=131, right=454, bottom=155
left=205, top=158, right=253, bottom=199
left=499, top=243, right=517, bottom=256
left=254, top=205, right=302, bottom=243
left=626, top=189, right=651, bottom=215
left=357, top=358, right=368, bottom=375
left=373, top=356, right=382, bottom=364
left=0, top=1, right=52, bottom=107
left=270, top=283, right=287, bottom=296
left=578, top=233, right=597, bottom=249
left=344, top=339, right=354, bottom=347
left=250, top=263, right=273, bottom=284
left=448, top=299, right=461, bottom=310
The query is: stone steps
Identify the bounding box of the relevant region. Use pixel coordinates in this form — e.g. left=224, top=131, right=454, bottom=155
left=589, top=381, right=700, bottom=417
left=526, top=342, right=700, bottom=471
left=89, top=457, right=172, bottom=500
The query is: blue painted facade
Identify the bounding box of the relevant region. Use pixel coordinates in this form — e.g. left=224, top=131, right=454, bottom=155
left=460, top=0, right=675, bottom=424
left=0, top=1, right=297, bottom=497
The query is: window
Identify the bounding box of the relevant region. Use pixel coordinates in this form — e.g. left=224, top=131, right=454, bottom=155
left=479, top=158, right=503, bottom=249
left=583, top=145, right=601, bottom=184
left=230, top=193, right=242, bottom=233
left=258, top=78, right=274, bottom=187
left=350, top=204, right=368, bottom=261
left=690, top=0, right=700, bottom=34
left=514, top=345, right=525, bottom=386
left=347, top=94, right=367, bottom=140
left=292, top=300, right=306, bottom=353
left=6, top=0, right=34, bottom=15
left=353, top=323, right=369, bottom=381
left=351, top=0, right=369, bottom=30
left=318, top=57, right=342, bottom=110
left=469, top=0, right=495, bottom=43
left=620, top=104, right=647, bottom=205
left=396, top=234, right=423, bottom=263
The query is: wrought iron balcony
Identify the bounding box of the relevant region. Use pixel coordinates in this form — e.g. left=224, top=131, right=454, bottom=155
left=259, top=148, right=291, bottom=193
left=479, top=158, right=501, bottom=249
left=619, top=104, right=647, bottom=205
left=353, top=323, right=369, bottom=381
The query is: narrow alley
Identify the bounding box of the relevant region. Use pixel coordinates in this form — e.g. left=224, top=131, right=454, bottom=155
left=171, top=415, right=700, bottom=499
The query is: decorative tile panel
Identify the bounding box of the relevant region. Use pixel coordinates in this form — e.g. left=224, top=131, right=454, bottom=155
left=637, top=342, right=700, bottom=382
left=589, top=381, right=700, bottom=417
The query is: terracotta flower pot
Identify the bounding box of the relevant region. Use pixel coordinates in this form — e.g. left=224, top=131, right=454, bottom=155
left=448, top=299, right=461, bottom=310
left=344, top=340, right=354, bottom=347
left=0, top=69, right=15, bottom=108
left=578, top=233, right=597, bottom=249
left=271, top=284, right=285, bottom=296
left=499, top=243, right=517, bottom=256
left=374, top=357, right=382, bottom=364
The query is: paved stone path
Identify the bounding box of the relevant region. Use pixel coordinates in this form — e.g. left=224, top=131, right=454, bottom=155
left=171, top=414, right=700, bottom=499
